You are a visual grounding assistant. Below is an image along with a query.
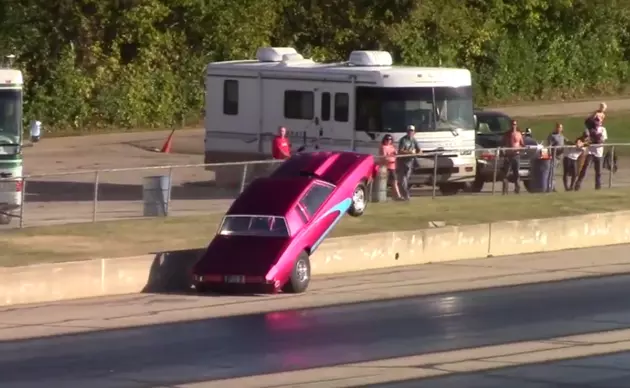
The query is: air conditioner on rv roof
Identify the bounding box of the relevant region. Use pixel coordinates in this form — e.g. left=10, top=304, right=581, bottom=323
left=348, top=50, right=393, bottom=67
left=256, top=47, right=299, bottom=62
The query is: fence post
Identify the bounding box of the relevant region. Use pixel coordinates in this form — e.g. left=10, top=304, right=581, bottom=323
left=167, top=167, right=174, bottom=206
left=431, top=153, right=438, bottom=199
left=491, top=148, right=500, bottom=195
left=239, top=163, right=248, bottom=193
left=92, top=171, right=100, bottom=222
left=608, top=146, right=615, bottom=189
left=18, top=177, right=26, bottom=228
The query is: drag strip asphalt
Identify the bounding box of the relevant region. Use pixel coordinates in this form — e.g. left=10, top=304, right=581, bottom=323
left=1, top=245, right=630, bottom=387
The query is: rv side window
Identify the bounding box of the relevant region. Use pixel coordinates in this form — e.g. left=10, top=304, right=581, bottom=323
left=334, top=93, right=349, bottom=122
left=284, top=90, right=314, bottom=120
left=321, top=92, right=331, bottom=121
left=223, top=80, right=239, bottom=115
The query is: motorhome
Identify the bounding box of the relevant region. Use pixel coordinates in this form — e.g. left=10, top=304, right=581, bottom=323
left=204, top=47, right=476, bottom=194
left=0, top=64, right=23, bottom=225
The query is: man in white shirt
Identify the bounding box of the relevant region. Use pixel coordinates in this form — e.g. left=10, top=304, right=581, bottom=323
left=574, top=117, right=608, bottom=191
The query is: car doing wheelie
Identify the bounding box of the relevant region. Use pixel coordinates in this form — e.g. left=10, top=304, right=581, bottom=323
left=191, top=151, right=375, bottom=294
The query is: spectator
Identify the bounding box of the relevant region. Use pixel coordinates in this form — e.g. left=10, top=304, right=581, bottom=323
left=501, top=119, right=525, bottom=194
left=397, top=125, right=421, bottom=201
left=379, top=134, right=402, bottom=200
left=562, top=137, right=585, bottom=191
left=574, top=116, right=608, bottom=191
left=272, top=126, right=291, bottom=160
left=585, top=102, right=607, bottom=130
left=546, top=122, right=569, bottom=191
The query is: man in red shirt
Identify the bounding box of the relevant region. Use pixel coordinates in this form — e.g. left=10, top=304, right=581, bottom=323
left=272, top=126, right=291, bottom=160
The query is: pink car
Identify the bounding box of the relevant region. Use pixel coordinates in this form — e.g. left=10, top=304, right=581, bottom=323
left=191, top=151, right=375, bottom=294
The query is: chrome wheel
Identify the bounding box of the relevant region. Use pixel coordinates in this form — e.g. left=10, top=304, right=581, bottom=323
left=296, top=260, right=309, bottom=283
left=352, top=186, right=366, bottom=212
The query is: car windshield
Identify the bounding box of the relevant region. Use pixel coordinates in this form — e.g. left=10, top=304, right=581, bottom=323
left=218, top=215, right=290, bottom=237
left=356, top=86, right=474, bottom=133
left=0, top=89, right=22, bottom=146
left=476, top=114, right=511, bottom=134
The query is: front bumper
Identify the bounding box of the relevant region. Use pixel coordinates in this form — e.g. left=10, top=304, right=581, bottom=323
left=192, top=274, right=278, bottom=293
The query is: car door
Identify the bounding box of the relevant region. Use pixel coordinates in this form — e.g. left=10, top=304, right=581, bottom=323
left=298, top=182, right=339, bottom=253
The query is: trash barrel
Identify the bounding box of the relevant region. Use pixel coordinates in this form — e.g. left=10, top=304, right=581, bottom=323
left=143, top=175, right=171, bottom=217
left=371, top=165, right=388, bottom=202
left=529, top=157, right=552, bottom=193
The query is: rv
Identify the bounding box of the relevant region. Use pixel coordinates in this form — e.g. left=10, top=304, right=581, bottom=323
left=0, top=64, right=24, bottom=225
left=204, top=47, right=476, bottom=194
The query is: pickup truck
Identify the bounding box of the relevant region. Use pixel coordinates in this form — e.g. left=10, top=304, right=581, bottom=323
left=473, top=110, right=540, bottom=193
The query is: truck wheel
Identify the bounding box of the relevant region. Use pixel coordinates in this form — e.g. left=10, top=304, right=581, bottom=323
left=471, top=177, right=485, bottom=193
left=0, top=214, right=11, bottom=225
left=348, top=182, right=367, bottom=217
left=283, top=252, right=311, bottom=294
left=438, top=183, right=461, bottom=196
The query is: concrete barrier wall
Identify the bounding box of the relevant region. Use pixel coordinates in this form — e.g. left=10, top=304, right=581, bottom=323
left=2, top=210, right=630, bottom=306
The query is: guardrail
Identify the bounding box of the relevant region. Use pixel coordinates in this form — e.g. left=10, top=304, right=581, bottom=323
left=0, top=143, right=624, bottom=229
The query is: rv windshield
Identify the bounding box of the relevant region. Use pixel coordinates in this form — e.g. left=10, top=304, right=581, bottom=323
left=0, top=89, right=22, bottom=146
left=355, top=86, right=474, bottom=133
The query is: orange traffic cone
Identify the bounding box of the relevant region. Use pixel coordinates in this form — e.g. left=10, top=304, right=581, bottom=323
left=160, top=129, right=175, bottom=153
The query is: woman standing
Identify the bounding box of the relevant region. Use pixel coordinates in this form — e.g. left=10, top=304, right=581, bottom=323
left=380, top=135, right=402, bottom=200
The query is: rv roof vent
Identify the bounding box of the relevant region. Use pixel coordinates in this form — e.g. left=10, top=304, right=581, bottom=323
left=256, top=47, right=299, bottom=62
left=348, top=50, right=393, bottom=67
left=282, top=53, right=304, bottom=62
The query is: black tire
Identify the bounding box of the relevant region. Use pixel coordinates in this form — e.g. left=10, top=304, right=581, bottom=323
left=0, top=213, right=11, bottom=225
left=523, top=180, right=534, bottom=193
left=282, top=251, right=311, bottom=294
left=348, top=182, right=367, bottom=217
left=471, top=177, right=485, bottom=193
left=438, top=183, right=461, bottom=196
left=194, top=282, right=209, bottom=293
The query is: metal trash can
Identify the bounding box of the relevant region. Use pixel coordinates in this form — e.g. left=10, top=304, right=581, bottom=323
left=143, top=175, right=171, bottom=217
left=529, top=157, right=552, bottom=193
left=371, top=165, right=388, bottom=202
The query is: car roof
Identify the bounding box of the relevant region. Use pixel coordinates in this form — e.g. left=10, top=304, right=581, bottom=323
left=226, top=176, right=315, bottom=216
left=475, top=110, right=512, bottom=119
left=271, top=151, right=367, bottom=185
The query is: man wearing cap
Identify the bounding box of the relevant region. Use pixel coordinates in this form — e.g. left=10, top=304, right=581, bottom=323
left=397, top=124, right=421, bottom=200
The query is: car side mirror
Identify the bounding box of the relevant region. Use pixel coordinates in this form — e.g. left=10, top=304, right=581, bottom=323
left=29, top=120, right=42, bottom=143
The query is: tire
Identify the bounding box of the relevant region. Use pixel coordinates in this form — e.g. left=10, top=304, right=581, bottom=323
left=0, top=213, right=11, bottom=225
left=471, top=177, right=485, bottom=193
left=348, top=182, right=367, bottom=217
left=438, top=183, right=461, bottom=196
left=282, top=251, right=311, bottom=294
left=523, top=180, right=534, bottom=193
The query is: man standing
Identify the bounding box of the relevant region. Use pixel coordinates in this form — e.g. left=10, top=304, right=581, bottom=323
left=501, top=120, right=525, bottom=194
left=546, top=122, right=568, bottom=191
left=272, top=126, right=291, bottom=160
left=397, top=124, right=421, bottom=201
left=574, top=117, right=608, bottom=191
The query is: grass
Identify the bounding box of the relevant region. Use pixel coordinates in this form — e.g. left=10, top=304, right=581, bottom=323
left=513, top=110, right=630, bottom=155
left=4, top=188, right=630, bottom=267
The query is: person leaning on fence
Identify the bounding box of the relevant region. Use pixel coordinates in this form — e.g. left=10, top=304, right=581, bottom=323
left=574, top=116, right=608, bottom=191
left=397, top=125, right=421, bottom=201
left=500, top=119, right=525, bottom=194
left=379, top=134, right=402, bottom=200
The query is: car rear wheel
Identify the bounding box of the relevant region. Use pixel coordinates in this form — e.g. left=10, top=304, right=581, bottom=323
left=283, top=251, right=311, bottom=294
left=348, top=182, right=367, bottom=217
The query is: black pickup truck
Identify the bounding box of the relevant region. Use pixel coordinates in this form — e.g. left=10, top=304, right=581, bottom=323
left=473, top=110, right=540, bottom=193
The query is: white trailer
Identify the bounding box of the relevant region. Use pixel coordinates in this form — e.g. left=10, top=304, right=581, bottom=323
left=204, top=47, right=477, bottom=193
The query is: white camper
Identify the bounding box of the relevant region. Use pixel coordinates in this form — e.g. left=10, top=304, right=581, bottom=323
left=204, top=47, right=477, bottom=193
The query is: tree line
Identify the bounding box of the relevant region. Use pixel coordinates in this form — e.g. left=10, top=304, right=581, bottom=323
left=0, top=0, right=628, bottom=132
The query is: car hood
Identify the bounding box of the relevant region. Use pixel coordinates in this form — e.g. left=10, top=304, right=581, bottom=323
left=194, top=235, right=289, bottom=276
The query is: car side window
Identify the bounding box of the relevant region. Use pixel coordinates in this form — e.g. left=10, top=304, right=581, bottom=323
left=300, top=184, right=334, bottom=216
left=295, top=205, right=309, bottom=223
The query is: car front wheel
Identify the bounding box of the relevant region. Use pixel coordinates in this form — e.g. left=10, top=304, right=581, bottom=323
left=348, top=182, right=367, bottom=217
left=283, top=251, right=311, bottom=294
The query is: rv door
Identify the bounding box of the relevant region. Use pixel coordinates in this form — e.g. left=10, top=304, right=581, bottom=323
left=314, top=89, right=333, bottom=150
